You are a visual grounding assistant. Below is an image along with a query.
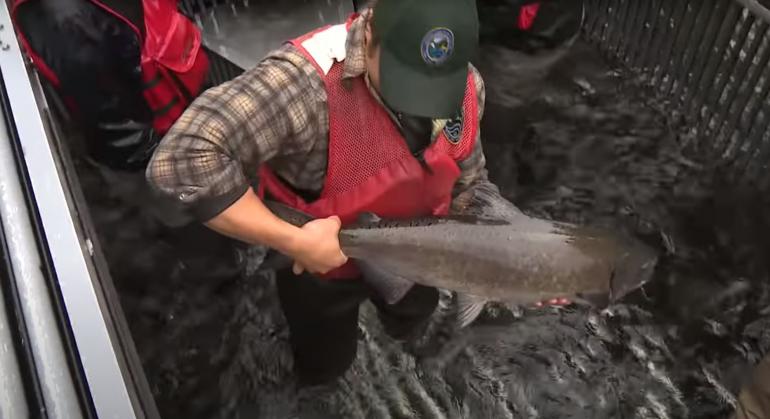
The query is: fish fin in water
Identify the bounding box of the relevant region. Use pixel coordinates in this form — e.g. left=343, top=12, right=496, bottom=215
left=357, top=261, right=415, bottom=304
left=437, top=214, right=512, bottom=226
left=259, top=250, right=294, bottom=272
left=262, top=200, right=314, bottom=227
left=574, top=291, right=610, bottom=308
left=457, top=294, right=488, bottom=328
left=356, top=212, right=382, bottom=225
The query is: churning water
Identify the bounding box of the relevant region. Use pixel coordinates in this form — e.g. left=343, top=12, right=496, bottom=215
left=74, top=38, right=770, bottom=419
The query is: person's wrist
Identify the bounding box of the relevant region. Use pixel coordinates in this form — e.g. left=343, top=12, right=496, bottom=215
left=280, top=226, right=310, bottom=259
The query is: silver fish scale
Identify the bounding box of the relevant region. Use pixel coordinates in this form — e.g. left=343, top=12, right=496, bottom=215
left=343, top=222, right=616, bottom=303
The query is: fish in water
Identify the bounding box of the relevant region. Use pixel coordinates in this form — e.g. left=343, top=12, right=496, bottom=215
left=262, top=201, right=659, bottom=326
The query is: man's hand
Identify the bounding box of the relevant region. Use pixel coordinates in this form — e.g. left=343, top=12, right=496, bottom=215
left=203, top=189, right=348, bottom=276
left=289, top=216, right=348, bottom=275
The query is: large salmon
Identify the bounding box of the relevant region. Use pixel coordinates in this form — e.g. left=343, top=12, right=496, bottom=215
left=263, top=201, right=658, bottom=326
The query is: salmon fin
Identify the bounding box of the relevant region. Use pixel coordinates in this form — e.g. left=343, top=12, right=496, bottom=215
left=446, top=215, right=511, bottom=226
left=457, top=294, right=487, bottom=327
left=259, top=250, right=294, bottom=272
left=357, top=261, right=415, bottom=304
left=356, top=212, right=382, bottom=225
left=575, top=291, right=610, bottom=308
left=263, top=200, right=314, bottom=227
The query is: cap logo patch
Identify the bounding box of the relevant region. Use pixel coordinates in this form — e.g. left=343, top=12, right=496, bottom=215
left=443, top=110, right=464, bottom=144
left=421, top=28, right=455, bottom=66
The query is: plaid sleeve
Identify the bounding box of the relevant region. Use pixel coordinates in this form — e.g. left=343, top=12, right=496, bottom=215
left=145, top=44, right=326, bottom=221
left=453, top=64, right=490, bottom=196
left=451, top=64, right=519, bottom=217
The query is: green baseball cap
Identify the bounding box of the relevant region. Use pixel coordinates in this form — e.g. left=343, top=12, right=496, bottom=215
left=373, top=0, right=479, bottom=119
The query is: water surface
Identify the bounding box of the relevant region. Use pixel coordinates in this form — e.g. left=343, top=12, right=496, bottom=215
left=74, top=38, right=770, bottom=419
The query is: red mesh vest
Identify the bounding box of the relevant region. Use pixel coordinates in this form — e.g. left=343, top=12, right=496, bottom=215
left=258, top=16, right=478, bottom=280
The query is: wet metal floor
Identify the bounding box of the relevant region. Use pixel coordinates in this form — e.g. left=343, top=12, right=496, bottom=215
left=191, top=0, right=354, bottom=69
left=75, top=39, right=770, bottom=419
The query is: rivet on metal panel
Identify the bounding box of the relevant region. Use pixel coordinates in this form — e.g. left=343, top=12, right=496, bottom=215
left=631, top=0, right=662, bottom=69
left=679, top=0, right=728, bottom=109
left=685, top=2, right=743, bottom=123
left=736, top=78, right=770, bottom=177
left=723, top=27, right=770, bottom=170
left=612, top=0, right=633, bottom=58
left=697, top=12, right=755, bottom=143
left=642, top=0, right=673, bottom=74
left=584, top=0, right=601, bottom=39
left=624, top=0, right=647, bottom=64
left=653, top=0, right=690, bottom=88
left=744, top=117, right=770, bottom=182
left=709, top=19, right=767, bottom=158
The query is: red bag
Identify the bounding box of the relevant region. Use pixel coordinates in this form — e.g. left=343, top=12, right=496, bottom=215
left=11, top=0, right=209, bottom=135
left=138, top=0, right=209, bottom=134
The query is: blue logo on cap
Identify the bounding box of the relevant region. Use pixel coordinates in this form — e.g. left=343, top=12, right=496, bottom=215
left=443, top=111, right=464, bottom=144
left=421, top=28, right=455, bottom=66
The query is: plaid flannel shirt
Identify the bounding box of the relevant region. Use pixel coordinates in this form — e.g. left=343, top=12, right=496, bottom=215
left=146, top=11, right=503, bottom=221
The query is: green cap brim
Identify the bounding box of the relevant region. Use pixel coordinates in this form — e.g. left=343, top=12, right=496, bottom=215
left=379, top=46, right=467, bottom=119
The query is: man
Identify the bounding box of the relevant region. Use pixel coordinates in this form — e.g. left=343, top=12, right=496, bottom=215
left=147, top=0, right=529, bottom=386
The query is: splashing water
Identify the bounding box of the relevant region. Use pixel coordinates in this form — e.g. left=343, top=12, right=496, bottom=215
left=72, top=39, right=770, bottom=419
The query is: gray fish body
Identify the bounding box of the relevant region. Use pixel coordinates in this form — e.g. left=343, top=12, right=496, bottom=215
left=263, top=201, right=658, bottom=322
left=340, top=215, right=654, bottom=306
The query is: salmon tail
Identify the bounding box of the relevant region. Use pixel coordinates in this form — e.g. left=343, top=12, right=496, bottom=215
left=574, top=291, right=610, bottom=307
left=259, top=251, right=294, bottom=272
left=262, top=200, right=314, bottom=227
left=609, top=241, right=659, bottom=302
left=457, top=294, right=487, bottom=327
left=357, top=261, right=415, bottom=304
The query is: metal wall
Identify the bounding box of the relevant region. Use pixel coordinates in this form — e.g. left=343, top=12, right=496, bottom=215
left=195, top=0, right=770, bottom=186
left=179, top=0, right=355, bottom=73
left=584, top=0, right=770, bottom=187
left=196, top=0, right=770, bottom=188
left=205, top=45, right=246, bottom=85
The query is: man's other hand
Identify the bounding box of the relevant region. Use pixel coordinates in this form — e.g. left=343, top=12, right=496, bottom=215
left=290, top=216, right=348, bottom=275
